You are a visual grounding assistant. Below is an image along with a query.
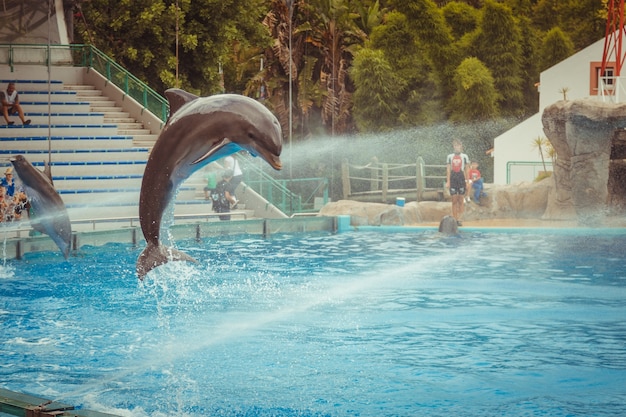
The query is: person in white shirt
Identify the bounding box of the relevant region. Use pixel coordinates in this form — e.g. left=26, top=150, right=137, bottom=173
left=1, top=82, right=31, bottom=126
left=223, top=153, right=243, bottom=191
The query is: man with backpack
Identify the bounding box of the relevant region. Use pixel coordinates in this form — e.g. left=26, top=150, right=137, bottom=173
left=211, top=169, right=238, bottom=221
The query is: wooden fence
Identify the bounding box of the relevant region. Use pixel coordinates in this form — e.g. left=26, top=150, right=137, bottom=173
left=341, top=157, right=447, bottom=203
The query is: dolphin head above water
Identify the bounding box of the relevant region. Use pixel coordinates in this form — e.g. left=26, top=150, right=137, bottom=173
left=438, top=215, right=459, bottom=236
left=137, top=90, right=283, bottom=279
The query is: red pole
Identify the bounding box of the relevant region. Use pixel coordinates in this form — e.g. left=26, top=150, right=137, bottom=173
left=600, top=0, right=625, bottom=96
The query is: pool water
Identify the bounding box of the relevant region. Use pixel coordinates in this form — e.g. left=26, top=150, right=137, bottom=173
left=1, top=230, right=625, bottom=417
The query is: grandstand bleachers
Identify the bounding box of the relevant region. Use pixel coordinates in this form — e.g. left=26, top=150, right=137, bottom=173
left=0, top=76, right=213, bottom=225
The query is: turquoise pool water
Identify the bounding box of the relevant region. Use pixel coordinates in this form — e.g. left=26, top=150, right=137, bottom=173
left=1, top=229, right=625, bottom=416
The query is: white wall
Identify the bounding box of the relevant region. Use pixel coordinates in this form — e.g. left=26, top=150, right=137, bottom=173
left=539, top=37, right=606, bottom=110
left=493, top=113, right=549, bottom=184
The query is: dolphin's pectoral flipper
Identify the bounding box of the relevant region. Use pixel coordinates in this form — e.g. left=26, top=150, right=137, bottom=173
left=137, top=243, right=198, bottom=280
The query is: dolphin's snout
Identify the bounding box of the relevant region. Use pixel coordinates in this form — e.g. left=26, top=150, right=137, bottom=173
left=269, top=155, right=283, bottom=170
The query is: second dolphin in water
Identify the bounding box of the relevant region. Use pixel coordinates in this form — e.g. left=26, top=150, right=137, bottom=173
left=137, top=89, right=283, bottom=279
left=10, top=155, right=72, bottom=258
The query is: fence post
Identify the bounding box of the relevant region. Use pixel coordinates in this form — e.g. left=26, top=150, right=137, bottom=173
left=382, top=163, right=388, bottom=203
left=370, top=156, right=379, bottom=191
left=341, top=159, right=351, bottom=199
left=416, top=157, right=424, bottom=201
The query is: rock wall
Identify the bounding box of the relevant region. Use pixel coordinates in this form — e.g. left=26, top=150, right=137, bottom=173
left=542, top=99, right=626, bottom=224
left=318, top=179, right=553, bottom=226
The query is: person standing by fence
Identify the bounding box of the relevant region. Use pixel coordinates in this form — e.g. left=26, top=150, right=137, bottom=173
left=446, top=139, right=470, bottom=226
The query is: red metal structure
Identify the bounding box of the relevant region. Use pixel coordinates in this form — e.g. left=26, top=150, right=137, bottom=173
left=601, top=0, right=626, bottom=96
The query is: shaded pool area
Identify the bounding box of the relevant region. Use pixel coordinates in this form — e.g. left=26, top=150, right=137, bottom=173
left=1, top=228, right=626, bottom=416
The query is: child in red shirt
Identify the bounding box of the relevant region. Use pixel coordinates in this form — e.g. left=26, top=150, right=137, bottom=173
left=467, top=161, right=486, bottom=204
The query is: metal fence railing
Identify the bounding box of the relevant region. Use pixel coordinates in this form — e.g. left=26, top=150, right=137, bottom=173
left=240, top=154, right=329, bottom=216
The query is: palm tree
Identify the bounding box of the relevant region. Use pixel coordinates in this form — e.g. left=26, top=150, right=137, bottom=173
left=532, top=136, right=549, bottom=172
left=301, top=0, right=367, bottom=134
left=262, top=0, right=302, bottom=139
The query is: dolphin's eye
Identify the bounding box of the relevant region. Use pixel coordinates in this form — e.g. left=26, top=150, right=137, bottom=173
left=248, top=132, right=256, bottom=140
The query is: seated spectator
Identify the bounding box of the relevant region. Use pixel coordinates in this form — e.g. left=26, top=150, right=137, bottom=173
left=0, top=168, right=15, bottom=197
left=12, top=190, right=30, bottom=221
left=1, top=82, right=31, bottom=126
left=468, top=161, right=486, bottom=204
left=0, top=185, right=10, bottom=222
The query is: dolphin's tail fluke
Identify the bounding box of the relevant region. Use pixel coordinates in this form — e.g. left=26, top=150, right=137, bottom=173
left=136, top=242, right=198, bottom=280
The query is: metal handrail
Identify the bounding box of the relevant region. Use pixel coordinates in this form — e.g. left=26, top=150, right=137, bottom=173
left=239, top=154, right=329, bottom=215
left=506, top=160, right=553, bottom=184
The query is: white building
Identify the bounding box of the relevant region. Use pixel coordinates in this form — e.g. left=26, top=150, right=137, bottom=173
left=493, top=34, right=622, bottom=184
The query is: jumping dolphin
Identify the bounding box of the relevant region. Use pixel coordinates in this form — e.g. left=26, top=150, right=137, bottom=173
left=10, top=155, right=72, bottom=258
left=136, top=89, right=283, bottom=279
left=438, top=215, right=459, bottom=235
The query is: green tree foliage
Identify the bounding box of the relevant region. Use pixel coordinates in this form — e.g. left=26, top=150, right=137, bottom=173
left=353, top=0, right=386, bottom=35
left=350, top=48, right=404, bottom=131
left=517, top=15, right=541, bottom=114
left=75, top=0, right=271, bottom=95
left=73, top=0, right=614, bottom=136
left=442, top=1, right=479, bottom=40
left=301, top=0, right=368, bottom=135
left=502, top=0, right=534, bottom=16
left=554, top=0, right=606, bottom=50
left=531, top=0, right=558, bottom=32
left=469, top=0, right=524, bottom=117
left=447, top=57, right=499, bottom=122
left=532, top=0, right=606, bottom=50
left=389, top=0, right=460, bottom=100
left=539, top=27, right=575, bottom=72
left=368, top=11, right=441, bottom=124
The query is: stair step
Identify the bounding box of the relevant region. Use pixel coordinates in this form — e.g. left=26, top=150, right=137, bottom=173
left=92, top=106, right=124, bottom=112
left=83, top=99, right=117, bottom=106
left=119, top=128, right=152, bottom=135
left=102, top=111, right=130, bottom=118
left=75, top=89, right=103, bottom=96
left=116, top=122, right=145, bottom=129
left=132, top=135, right=159, bottom=146
left=105, top=117, right=136, bottom=123
left=64, top=84, right=97, bottom=91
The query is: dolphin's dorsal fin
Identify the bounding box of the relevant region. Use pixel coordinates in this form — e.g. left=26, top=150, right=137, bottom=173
left=165, top=88, right=199, bottom=116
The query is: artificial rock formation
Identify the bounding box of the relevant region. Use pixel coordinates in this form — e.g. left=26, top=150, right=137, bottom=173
left=542, top=99, right=626, bottom=224
left=319, top=178, right=553, bottom=226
